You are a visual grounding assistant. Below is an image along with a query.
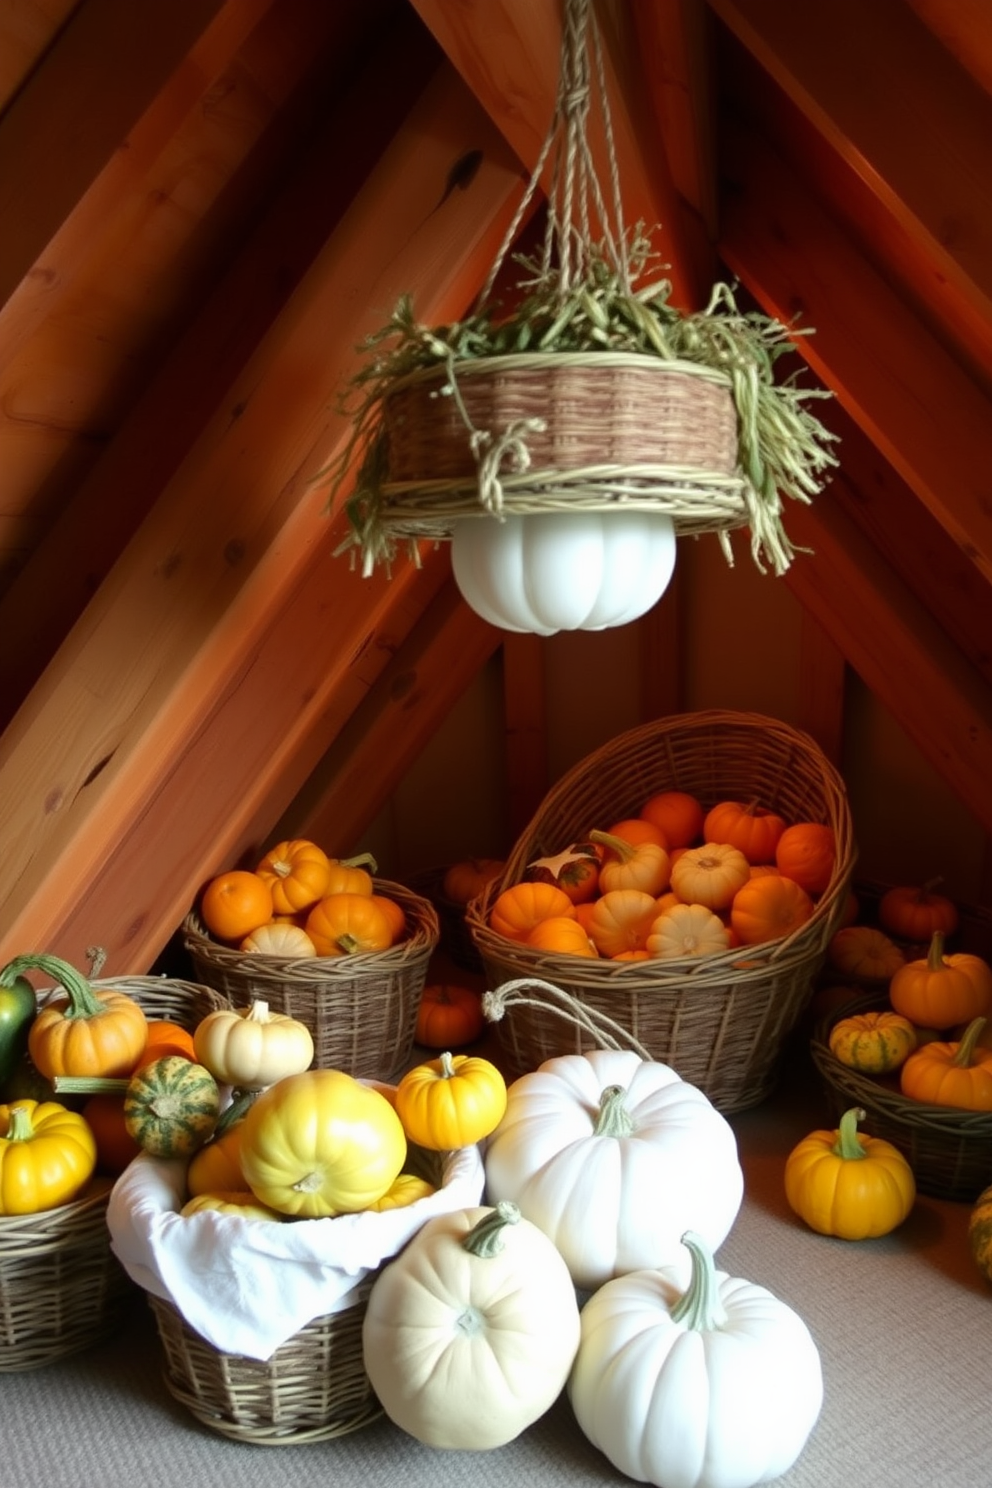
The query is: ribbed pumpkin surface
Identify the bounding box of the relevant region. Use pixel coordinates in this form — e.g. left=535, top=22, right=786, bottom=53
left=124, top=1055, right=219, bottom=1158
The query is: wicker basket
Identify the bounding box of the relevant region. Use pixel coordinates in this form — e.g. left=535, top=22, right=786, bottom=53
left=0, top=974, right=228, bottom=1371
left=147, top=1286, right=378, bottom=1445
left=181, top=879, right=439, bottom=1080
left=378, top=353, right=747, bottom=542
left=127, top=1142, right=483, bottom=1443
left=469, top=710, right=856, bottom=1112
left=810, top=991, right=992, bottom=1203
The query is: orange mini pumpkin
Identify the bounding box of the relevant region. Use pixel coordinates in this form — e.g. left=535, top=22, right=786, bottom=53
left=878, top=879, right=959, bottom=943
left=900, top=1018, right=992, bottom=1111
left=638, top=789, right=704, bottom=849
left=255, top=839, right=332, bottom=915
left=589, top=830, right=670, bottom=898
left=489, top=882, right=575, bottom=942
left=586, top=889, right=660, bottom=958
left=888, top=931, right=992, bottom=1030
left=527, top=916, right=599, bottom=959
left=201, top=870, right=274, bottom=942
left=730, top=872, right=815, bottom=946
left=415, top=983, right=485, bottom=1049
left=775, top=822, right=835, bottom=895
left=304, top=893, right=394, bottom=957
left=702, top=799, right=786, bottom=864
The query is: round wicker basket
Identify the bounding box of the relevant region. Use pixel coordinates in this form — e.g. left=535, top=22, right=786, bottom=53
left=147, top=1286, right=378, bottom=1445
left=0, top=974, right=228, bottom=1371
left=811, top=991, right=992, bottom=1203
left=181, top=879, right=439, bottom=1081
left=378, top=353, right=747, bottom=541
left=468, top=710, right=856, bottom=1112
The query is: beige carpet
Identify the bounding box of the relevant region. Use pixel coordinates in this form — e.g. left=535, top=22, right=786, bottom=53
left=3, top=1036, right=990, bottom=1488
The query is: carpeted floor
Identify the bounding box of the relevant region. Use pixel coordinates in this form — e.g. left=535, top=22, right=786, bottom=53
left=4, top=1031, right=991, bottom=1488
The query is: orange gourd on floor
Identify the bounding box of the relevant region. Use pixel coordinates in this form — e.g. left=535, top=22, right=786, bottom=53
left=878, top=879, right=959, bottom=942
left=888, top=931, right=992, bottom=1029
left=415, top=984, right=485, bottom=1049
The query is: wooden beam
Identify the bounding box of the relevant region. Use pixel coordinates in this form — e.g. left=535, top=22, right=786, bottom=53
left=284, top=579, right=503, bottom=857
left=717, top=119, right=992, bottom=585
left=0, top=64, right=528, bottom=973
left=409, top=0, right=709, bottom=310
left=784, top=500, right=992, bottom=839
left=902, top=0, right=992, bottom=97
left=707, top=0, right=992, bottom=333
left=0, top=2, right=438, bottom=723
left=0, top=0, right=274, bottom=310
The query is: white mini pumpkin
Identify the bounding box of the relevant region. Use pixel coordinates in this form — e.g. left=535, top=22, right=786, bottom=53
left=483, top=1048, right=744, bottom=1291
left=361, top=1200, right=581, bottom=1450
left=569, top=1231, right=824, bottom=1488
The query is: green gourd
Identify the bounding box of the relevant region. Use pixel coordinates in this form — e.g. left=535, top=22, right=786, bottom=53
left=124, top=1055, right=220, bottom=1158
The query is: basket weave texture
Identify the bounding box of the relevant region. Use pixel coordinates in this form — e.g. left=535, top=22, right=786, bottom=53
left=810, top=891, right=992, bottom=1204
left=380, top=353, right=745, bottom=538
left=811, top=992, right=992, bottom=1204
left=468, top=710, right=855, bottom=1113
left=148, top=1287, right=377, bottom=1445
left=181, top=878, right=439, bottom=1080
left=0, top=975, right=228, bottom=1371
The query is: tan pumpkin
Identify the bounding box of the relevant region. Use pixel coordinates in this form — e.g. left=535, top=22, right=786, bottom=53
left=240, top=921, right=318, bottom=957
left=670, top=842, right=750, bottom=912
left=646, top=902, right=730, bottom=959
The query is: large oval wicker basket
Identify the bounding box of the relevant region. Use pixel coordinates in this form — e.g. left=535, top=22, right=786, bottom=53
left=182, top=878, right=439, bottom=1080
left=0, top=974, right=228, bottom=1371
left=468, top=710, right=856, bottom=1112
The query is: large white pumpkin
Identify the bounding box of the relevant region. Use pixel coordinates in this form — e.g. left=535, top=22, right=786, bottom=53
left=568, top=1231, right=824, bottom=1488
left=361, top=1201, right=581, bottom=1450
left=450, top=510, right=677, bottom=635
left=483, top=1048, right=743, bottom=1291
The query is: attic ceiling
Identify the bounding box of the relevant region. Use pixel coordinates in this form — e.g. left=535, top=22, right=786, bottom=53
left=0, top=0, right=990, bottom=972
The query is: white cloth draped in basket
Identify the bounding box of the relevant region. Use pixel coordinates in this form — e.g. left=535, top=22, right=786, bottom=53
left=107, top=1143, right=485, bottom=1361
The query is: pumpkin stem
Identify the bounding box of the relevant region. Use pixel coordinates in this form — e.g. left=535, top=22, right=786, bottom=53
left=832, top=1106, right=869, bottom=1161
left=669, top=1230, right=728, bottom=1331
left=340, top=852, right=378, bottom=874
left=437, top=1050, right=458, bottom=1080
left=926, top=931, right=948, bottom=972
left=0, top=953, right=105, bottom=1020
left=593, top=1084, right=636, bottom=1138
left=246, top=1000, right=273, bottom=1024
left=588, top=830, right=634, bottom=863
left=335, top=934, right=361, bottom=954
left=215, top=1087, right=259, bottom=1135
left=952, top=1018, right=987, bottom=1068
left=53, top=1075, right=128, bottom=1094
left=461, top=1200, right=521, bottom=1258
left=3, top=1103, right=38, bottom=1143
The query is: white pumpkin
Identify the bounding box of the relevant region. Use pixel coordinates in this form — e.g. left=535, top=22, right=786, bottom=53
left=450, top=510, right=677, bottom=635
left=483, top=1048, right=743, bottom=1291
left=361, top=1200, right=581, bottom=1450
left=569, top=1231, right=823, bottom=1488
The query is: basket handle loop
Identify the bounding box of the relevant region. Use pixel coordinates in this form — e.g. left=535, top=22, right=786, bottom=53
left=481, top=977, right=654, bottom=1062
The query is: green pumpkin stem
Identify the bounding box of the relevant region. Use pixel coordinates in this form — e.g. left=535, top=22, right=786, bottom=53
left=53, top=1075, right=128, bottom=1094
left=341, top=852, right=378, bottom=873
left=462, top=1200, right=520, bottom=1258
left=953, top=1018, right=987, bottom=1068
left=0, top=953, right=104, bottom=1019
left=4, top=1103, right=38, bottom=1142
left=215, top=1087, right=259, bottom=1134
left=594, top=1084, right=636, bottom=1138
left=588, top=830, right=635, bottom=863
left=669, top=1230, right=728, bottom=1331
left=833, top=1106, right=868, bottom=1160
left=926, top=931, right=948, bottom=971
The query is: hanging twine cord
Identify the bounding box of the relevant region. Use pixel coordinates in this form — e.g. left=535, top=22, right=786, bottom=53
left=324, top=0, right=838, bottom=576
left=481, top=976, right=654, bottom=1062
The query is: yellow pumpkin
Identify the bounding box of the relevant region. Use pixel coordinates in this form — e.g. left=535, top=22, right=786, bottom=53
left=784, top=1106, right=915, bottom=1239
left=395, top=1052, right=507, bottom=1151
left=828, top=1010, right=917, bottom=1074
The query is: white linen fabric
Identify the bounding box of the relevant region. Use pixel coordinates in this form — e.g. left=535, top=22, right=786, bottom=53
left=107, top=1141, right=485, bottom=1360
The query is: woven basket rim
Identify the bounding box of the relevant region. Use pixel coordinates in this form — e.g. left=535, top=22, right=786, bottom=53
left=384, top=349, right=736, bottom=399
left=468, top=707, right=855, bottom=976
left=811, top=991, right=992, bottom=1135
left=182, top=877, right=439, bottom=981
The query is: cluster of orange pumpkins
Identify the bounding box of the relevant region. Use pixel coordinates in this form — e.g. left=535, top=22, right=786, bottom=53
left=488, top=789, right=837, bottom=962
left=197, top=840, right=407, bottom=958
left=822, top=881, right=992, bottom=1112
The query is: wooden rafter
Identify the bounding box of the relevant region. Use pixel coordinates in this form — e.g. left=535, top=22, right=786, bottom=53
left=410, top=0, right=711, bottom=310
left=0, top=63, right=528, bottom=973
